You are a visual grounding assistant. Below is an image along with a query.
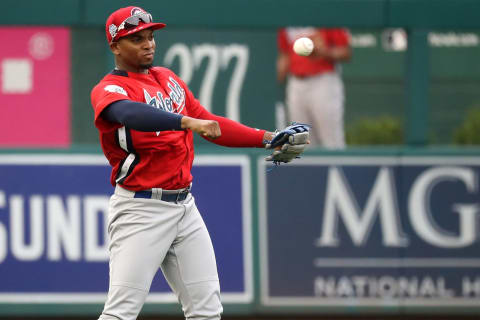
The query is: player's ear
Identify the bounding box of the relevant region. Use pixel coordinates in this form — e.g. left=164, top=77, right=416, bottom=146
left=110, top=42, right=120, bottom=55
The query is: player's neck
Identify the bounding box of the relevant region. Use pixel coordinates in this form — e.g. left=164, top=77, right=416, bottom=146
left=114, top=61, right=149, bottom=74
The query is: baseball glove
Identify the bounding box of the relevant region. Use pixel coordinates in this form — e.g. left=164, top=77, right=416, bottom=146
left=265, top=123, right=310, bottom=164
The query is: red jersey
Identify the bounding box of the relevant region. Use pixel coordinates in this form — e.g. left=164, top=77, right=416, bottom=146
left=91, top=67, right=265, bottom=191
left=278, top=27, right=350, bottom=77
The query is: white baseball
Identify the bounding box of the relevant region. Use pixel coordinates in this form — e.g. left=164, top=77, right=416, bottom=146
left=293, top=37, right=314, bottom=56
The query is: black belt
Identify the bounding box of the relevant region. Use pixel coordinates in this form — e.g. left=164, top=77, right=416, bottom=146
left=134, top=189, right=190, bottom=202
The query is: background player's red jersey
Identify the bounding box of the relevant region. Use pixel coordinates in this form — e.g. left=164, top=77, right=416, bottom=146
left=278, top=27, right=350, bottom=77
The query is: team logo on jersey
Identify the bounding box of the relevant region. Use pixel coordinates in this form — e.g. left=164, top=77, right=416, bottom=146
left=143, top=77, right=185, bottom=113
left=143, top=77, right=185, bottom=136
left=104, top=84, right=128, bottom=96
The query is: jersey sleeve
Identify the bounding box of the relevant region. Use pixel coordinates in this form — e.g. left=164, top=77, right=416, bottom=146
left=91, top=81, right=131, bottom=132
left=277, top=28, right=290, bottom=53
left=170, top=71, right=266, bottom=148
left=198, top=111, right=266, bottom=147
left=329, top=28, right=351, bottom=47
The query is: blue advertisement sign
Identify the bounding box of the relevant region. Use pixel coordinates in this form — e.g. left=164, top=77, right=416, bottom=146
left=0, top=155, right=252, bottom=304
left=259, top=156, right=480, bottom=308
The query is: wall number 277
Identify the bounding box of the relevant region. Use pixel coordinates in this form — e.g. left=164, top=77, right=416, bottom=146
left=163, top=43, right=249, bottom=122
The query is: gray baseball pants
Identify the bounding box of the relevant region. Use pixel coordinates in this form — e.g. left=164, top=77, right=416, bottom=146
left=287, top=72, right=346, bottom=148
left=98, top=185, right=222, bottom=320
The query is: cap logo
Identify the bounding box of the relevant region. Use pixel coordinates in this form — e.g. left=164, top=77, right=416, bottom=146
left=108, top=24, right=118, bottom=39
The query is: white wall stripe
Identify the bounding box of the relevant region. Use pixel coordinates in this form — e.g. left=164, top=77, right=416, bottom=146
left=313, top=258, right=480, bottom=268
left=0, top=154, right=108, bottom=165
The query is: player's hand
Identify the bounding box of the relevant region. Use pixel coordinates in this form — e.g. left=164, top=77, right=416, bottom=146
left=181, top=116, right=221, bottom=139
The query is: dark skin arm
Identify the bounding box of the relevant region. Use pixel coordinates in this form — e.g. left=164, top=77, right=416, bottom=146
left=276, top=51, right=290, bottom=84
left=310, top=32, right=352, bottom=62
left=181, top=116, right=221, bottom=139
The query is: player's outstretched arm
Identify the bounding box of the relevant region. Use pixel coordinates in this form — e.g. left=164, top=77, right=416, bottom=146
left=101, top=100, right=220, bottom=139
left=181, top=116, right=221, bottom=139
left=102, top=100, right=183, bottom=132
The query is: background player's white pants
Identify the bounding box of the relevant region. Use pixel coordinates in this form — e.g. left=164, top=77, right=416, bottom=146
left=98, top=187, right=222, bottom=320
left=286, top=72, right=346, bottom=148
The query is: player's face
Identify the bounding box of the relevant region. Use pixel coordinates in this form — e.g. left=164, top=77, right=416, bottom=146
left=112, top=28, right=156, bottom=72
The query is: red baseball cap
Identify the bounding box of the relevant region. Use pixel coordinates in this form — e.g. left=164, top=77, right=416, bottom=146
left=106, top=6, right=166, bottom=44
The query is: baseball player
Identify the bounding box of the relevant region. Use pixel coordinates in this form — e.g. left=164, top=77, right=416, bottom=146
left=277, top=27, right=351, bottom=148
left=91, top=6, right=308, bottom=320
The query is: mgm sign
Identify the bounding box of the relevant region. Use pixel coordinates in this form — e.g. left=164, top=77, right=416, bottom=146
left=260, top=157, right=480, bottom=307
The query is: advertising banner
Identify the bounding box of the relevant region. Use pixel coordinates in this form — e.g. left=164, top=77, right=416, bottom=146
left=0, top=155, right=252, bottom=304
left=259, top=156, right=480, bottom=308
left=0, top=27, right=70, bottom=147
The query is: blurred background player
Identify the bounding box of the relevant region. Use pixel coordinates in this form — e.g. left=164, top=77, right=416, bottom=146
left=277, top=27, right=352, bottom=148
